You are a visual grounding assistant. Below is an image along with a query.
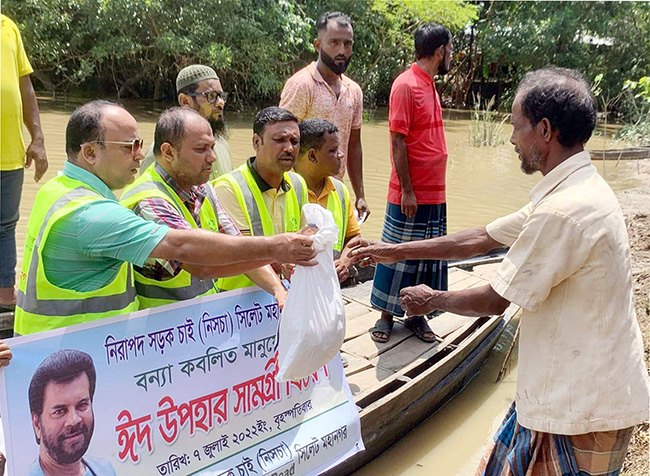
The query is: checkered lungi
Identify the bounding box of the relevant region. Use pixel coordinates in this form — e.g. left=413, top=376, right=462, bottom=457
left=476, top=402, right=634, bottom=476
left=370, top=202, right=447, bottom=317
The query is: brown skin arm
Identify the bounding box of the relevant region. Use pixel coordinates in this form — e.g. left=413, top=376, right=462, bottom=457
left=150, top=229, right=317, bottom=267
left=19, top=75, right=48, bottom=182
left=347, top=128, right=369, bottom=217
left=349, top=227, right=503, bottom=264
left=182, top=262, right=287, bottom=308
left=400, top=284, right=510, bottom=318
left=334, top=233, right=361, bottom=282
left=391, top=131, right=417, bottom=218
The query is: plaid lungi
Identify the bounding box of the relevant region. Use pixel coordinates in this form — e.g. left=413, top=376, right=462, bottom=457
left=476, top=402, right=634, bottom=476
left=370, top=202, right=447, bottom=317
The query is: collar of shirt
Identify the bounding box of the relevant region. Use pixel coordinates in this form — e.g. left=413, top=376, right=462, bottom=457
left=307, top=176, right=336, bottom=202
left=62, top=161, right=118, bottom=201
left=246, top=157, right=291, bottom=193
left=153, top=162, right=206, bottom=207
left=529, top=150, right=592, bottom=206
left=307, top=61, right=354, bottom=89
left=411, top=62, right=434, bottom=85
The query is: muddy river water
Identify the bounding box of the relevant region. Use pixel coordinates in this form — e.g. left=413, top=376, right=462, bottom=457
left=14, top=100, right=642, bottom=475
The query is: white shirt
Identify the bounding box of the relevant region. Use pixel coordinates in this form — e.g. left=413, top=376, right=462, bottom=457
left=487, top=151, right=650, bottom=434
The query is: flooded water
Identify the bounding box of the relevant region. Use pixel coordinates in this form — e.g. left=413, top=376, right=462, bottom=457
left=13, top=100, right=643, bottom=475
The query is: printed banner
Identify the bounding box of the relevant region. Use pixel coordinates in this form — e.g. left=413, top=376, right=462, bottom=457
left=0, top=287, right=363, bottom=475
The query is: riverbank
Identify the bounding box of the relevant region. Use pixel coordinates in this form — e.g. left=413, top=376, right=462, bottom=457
left=617, top=158, right=650, bottom=475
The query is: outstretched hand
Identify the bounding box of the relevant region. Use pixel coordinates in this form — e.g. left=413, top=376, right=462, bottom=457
left=272, top=233, right=317, bottom=267
left=347, top=236, right=399, bottom=266
left=399, top=284, right=437, bottom=317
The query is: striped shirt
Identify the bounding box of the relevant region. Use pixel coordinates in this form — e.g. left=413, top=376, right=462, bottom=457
left=132, top=163, right=239, bottom=279
left=41, top=162, right=169, bottom=292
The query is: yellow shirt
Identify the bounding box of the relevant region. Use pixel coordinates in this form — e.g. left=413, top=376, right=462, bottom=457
left=487, top=151, right=650, bottom=434
left=307, top=177, right=360, bottom=239
left=1, top=14, right=33, bottom=171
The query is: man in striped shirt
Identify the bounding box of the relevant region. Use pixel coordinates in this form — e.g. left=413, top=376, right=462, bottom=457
left=124, top=107, right=287, bottom=307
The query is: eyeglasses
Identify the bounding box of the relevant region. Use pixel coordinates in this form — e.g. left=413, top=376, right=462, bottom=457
left=89, top=139, right=144, bottom=155
left=187, top=91, right=229, bottom=104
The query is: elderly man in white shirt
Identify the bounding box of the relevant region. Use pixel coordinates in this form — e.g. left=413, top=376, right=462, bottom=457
left=349, top=67, right=650, bottom=476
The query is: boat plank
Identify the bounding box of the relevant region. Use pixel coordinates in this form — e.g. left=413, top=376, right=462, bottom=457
left=367, top=319, right=477, bottom=388
left=345, top=308, right=382, bottom=341
left=341, top=320, right=411, bottom=360
left=342, top=352, right=373, bottom=377
left=346, top=365, right=395, bottom=397
left=344, top=300, right=373, bottom=321
left=449, top=273, right=488, bottom=291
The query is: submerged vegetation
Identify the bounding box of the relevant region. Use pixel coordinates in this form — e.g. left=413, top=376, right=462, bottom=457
left=469, top=95, right=507, bottom=147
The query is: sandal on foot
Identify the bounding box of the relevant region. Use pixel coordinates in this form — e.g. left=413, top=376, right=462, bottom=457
left=404, top=315, right=440, bottom=343
left=370, top=318, right=394, bottom=343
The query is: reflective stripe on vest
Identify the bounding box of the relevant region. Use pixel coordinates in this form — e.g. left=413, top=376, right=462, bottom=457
left=329, top=177, right=349, bottom=257
left=15, top=181, right=137, bottom=334
left=214, top=165, right=307, bottom=290
left=120, top=167, right=218, bottom=308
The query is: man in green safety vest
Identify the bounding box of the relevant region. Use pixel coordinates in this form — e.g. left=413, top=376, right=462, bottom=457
left=121, top=107, right=287, bottom=309
left=294, top=119, right=360, bottom=283
left=213, top=107, right=309, bottom=289
left=14, top=100, right=316, bottom=335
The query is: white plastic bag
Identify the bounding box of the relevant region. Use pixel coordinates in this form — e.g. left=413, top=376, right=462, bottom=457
left=276, top=204, right=346, bottom=382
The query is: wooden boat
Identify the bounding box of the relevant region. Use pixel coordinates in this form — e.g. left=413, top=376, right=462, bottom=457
left=330, top=261, right=518, bottom=474
left=588, top=146, right=650, bottom=160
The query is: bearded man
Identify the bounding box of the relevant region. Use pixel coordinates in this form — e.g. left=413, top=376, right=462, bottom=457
left=28, top=350, right=115, bottom=476
left=280, top=11, right=369, bottom=219
left=140, top=64, right=232, bottom=180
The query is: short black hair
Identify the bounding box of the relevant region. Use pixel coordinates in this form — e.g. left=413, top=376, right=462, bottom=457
left=316, top=11, right=352, bottom=33
left=253, top=107, right=298, bottom=136
left=65, top=100, right=120, bottom=159
left=298, top=119, right=339, bottom=156
left=414, top=23, right=451, bottom=60
left=516, top=67, right=598, bottom=148
left=153, top=107, right=204, bottom=157
left=28, top=349, right=97, bottom=419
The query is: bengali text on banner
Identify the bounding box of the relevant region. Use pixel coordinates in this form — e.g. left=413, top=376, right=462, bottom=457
left=0, top=286, right=363, bottom=476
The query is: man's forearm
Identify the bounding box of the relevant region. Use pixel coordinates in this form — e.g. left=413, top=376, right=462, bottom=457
left=182, top=259, right=272, bottom=280
left=392, top=133, right=412, bottom=193
left=402, top=284, right=510, bottom=318
left=393, top=227, right=503, bottom=261
left=19, top=76, right=44, bottom=142
left=152, top=229, right=276, bottom=266
left=347, top=129, right=364, bottom=199
left=245, top=265, right=285, bottom=297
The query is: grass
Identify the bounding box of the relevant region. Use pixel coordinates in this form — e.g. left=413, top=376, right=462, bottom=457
left=469, top=95, right=509, bottom=147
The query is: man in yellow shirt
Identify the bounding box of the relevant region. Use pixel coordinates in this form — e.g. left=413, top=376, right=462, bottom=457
left=1, top=14, right=48, bottom=310
left=294, top=119, right=360, bottom=283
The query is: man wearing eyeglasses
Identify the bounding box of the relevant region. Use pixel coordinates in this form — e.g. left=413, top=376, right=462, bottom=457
left=13, top=100, right=316, bottom=335
left=139, top=64, right=232, bottom=180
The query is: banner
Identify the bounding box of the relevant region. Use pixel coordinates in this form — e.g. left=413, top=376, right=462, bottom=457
left=0, top=287, right=363, bottom=475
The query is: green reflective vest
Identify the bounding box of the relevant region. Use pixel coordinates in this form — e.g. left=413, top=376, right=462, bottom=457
left=120, top=164, right=219, bottom=309
left=214, top=164, right=307, bottom=290
left=14, top=175, right=138, bottom=335
left=324, top=177, right=350, bottom=257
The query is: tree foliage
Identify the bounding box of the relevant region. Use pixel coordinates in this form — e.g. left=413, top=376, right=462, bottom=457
left=474, top=1, right=650, bottom=117
left=3, top=0, right=475, bottom=106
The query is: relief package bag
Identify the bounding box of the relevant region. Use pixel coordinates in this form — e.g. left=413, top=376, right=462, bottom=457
left=276, top=204, right=346, bottom=382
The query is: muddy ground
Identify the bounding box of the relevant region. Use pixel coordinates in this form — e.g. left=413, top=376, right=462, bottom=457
left=617, top=158, right=650, bottom=476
